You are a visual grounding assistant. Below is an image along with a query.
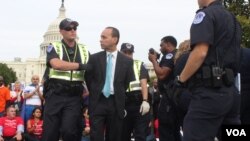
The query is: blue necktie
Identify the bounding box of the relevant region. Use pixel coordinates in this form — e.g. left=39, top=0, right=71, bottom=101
left=102, top=53, right=113, bottom=98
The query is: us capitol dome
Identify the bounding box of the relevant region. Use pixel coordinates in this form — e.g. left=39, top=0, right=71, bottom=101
left=40, top=0, right=66, bottom=59
left=0, top=0, right=75, bottom=84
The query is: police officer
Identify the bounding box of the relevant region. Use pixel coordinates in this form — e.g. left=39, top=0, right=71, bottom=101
left=176, top=0, right=242, bottom=141
left=148, top=36, right=181, bottom=141
left=42, top=18, right=90, bottom=141
left=120, top=43, right=150, bottom=141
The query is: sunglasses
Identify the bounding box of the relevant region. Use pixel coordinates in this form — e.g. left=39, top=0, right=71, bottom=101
left=64, top=26, right=77, bottom=31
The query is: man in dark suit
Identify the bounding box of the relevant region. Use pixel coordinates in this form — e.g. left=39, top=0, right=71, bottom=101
left=85, top=26, right=135, bottom=141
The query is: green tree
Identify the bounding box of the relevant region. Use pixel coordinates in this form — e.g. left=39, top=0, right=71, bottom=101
left=0, top=63, right=17, bottom=86
left=223, top=0, right=250, bottom=47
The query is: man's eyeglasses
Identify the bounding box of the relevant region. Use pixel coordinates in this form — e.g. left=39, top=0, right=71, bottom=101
left=64, top=26, right=77, bottom=31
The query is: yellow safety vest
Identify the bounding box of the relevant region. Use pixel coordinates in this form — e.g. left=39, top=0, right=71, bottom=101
left=127, top=60, right=143, bottom=92
left=49, top=41, right=89, bottom=81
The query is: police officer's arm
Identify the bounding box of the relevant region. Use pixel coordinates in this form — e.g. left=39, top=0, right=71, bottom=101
left=140, top=78, right=148, bottom=100
left=47, top=46, right=90, bottom=71
left=179, top=43, right=208, bottom=82
left=49, top=58, right=83, bottom=71
left=149, top=53, right=171, bottom=80
left=140, top=63, right=150, bottom=100
left=148, top=53, right=172, bottom=80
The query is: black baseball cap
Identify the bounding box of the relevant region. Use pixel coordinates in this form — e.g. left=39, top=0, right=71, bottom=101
left=59, top=18, right=79, bottom=30
left=120, top=43, right=134, bottom=53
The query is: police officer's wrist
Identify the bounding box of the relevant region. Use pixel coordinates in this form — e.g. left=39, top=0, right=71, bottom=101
left=142, top=99, right=148, bottom=102
left=175, top=75, right=186, bottom=87
left=177, top=75, right=184, bottom=83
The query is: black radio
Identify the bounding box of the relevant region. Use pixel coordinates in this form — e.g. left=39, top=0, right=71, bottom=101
left=211, top=66, right=224, bottom=88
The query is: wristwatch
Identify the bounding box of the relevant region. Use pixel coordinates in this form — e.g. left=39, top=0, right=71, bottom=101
left=176, top=75, right=185, bottom=85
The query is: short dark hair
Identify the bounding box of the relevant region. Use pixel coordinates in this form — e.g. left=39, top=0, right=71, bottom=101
left=161, top=36, right=177, bottom=48
left=106, top=26, right=120, bottom=45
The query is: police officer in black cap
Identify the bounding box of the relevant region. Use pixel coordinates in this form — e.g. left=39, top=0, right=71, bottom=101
left=120, top=43, right=150, bottom=141
left=176, top=0, right=242, bottom=140
left=42, top=18, right=91, bottom=141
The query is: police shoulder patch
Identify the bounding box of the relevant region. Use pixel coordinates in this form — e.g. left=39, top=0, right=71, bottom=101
left=166, top=53, right=173, bottom=59
left=193, top=11, right=206, bottom=24
left=47, top=44, right=53, bottom=53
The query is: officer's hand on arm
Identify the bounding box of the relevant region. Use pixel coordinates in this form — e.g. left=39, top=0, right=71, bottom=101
left=140, top=100, right=150, bottom=116
left=78, top=63, right=92, bottom=71
left=49, top=58, right=79, bottom=71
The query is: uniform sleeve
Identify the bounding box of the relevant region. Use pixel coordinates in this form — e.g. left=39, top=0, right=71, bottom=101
left=190, top=10, right=214, bottom=48
left=16, top=117, right=24, bottom=133
left=160, top=53, right=175, bottom=70
left=46, top=45, right=59, bottom=67
left=139, top=63, right=149, bottom=81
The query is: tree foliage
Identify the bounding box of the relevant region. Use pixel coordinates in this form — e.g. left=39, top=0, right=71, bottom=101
left=223, top=0, right=250, bottom=47
left=0, top=63, right=17, bottom=86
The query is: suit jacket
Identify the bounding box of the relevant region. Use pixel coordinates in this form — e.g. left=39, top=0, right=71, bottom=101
left=85, top=51, right=135, bottom=118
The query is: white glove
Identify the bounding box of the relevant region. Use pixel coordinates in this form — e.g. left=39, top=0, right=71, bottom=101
left=139, top=101, right=150, bottom=115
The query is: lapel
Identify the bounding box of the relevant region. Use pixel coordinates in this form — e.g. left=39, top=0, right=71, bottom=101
left=99, top=51, right=106, bottom=81
left=114, top=52, right=122, bottom=82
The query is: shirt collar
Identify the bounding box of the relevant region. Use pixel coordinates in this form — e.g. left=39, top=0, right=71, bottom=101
left=106, top=50, right=118, bottom=59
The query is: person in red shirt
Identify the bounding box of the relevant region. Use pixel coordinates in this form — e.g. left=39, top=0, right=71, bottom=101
left=0, top=76, right=11, bottom=117
left=0, top=105, right=24, bottom=141
left=25, top=107, right=43, bottom=141
left=82, top=107, right=90, bottom=141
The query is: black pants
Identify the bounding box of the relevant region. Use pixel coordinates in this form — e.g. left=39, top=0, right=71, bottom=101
left=90, top=94, right=123, bottom=141
left=24, top=133, right=41, bottom=141
left=157, top=95, right=181, bottom=141
left=183, top=86, right=240, bottom=141
left=42, top=92, right=82, bottom=141
left=122, top=104, right=150, bottom=141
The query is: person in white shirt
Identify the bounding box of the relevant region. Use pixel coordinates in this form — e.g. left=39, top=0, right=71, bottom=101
left=22, top=75, right=43, bottom=124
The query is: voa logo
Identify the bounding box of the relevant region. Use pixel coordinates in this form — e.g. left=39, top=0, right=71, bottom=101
left=226, top=129, right=246, bottom=136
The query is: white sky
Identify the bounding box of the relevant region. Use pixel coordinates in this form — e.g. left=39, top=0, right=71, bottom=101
left=0, top=0, right=198, bottom=63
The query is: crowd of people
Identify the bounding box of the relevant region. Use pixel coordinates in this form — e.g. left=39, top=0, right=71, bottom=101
left=0, top=0, right=249, bottom=141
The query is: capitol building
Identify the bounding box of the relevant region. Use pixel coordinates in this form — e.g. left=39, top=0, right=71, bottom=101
left=0, top=1, right=155, bottom=85
left=0, top=1, right=67, bottom=84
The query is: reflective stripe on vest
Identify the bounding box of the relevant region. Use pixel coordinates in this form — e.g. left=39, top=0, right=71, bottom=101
left=49, top=41, right=89, bottom=81
left=127, top=60, right=142, bottom=92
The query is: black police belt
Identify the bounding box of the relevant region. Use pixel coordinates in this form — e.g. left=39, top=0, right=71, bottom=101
left=125, top=91, right=142, bottom=103
left=191, top=66, right=235, bottom=88
left=49, top=79, right=83, bottom=96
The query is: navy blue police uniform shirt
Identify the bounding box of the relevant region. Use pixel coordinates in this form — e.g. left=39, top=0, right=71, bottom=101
left=190, top=1, right=235, bottom=68
left=158, top=50, right=176, bottom=92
